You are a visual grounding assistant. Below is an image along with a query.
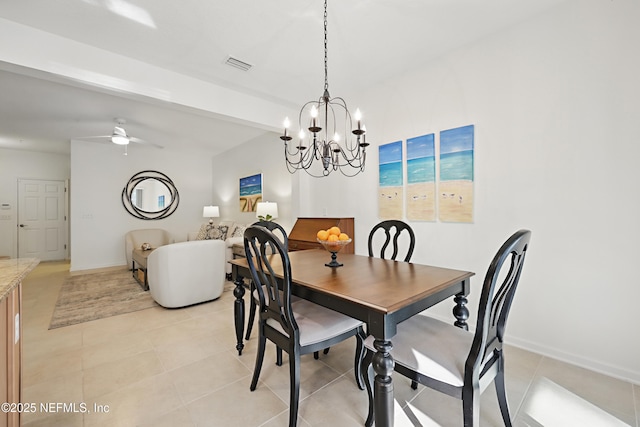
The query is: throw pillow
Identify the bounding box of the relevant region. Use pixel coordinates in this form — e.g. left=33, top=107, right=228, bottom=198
left=230, top=224, right=246, bottom=238
left=196, top=223, right=229, bottom=241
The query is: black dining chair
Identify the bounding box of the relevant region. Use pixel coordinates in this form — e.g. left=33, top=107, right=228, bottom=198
left=244, top=225, right=366, bottom=427
left=361, top=229, right=532, bottom=427
left=368, top=219, right=416, bottom=262
left=321, top=220, right=415, bottom=361
left=368, top=219, right=418, bottom=388
left=244, top=220, right=288, bottom=342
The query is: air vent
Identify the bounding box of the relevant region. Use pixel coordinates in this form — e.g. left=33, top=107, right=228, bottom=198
left=225, top=56, right=252, bottom=71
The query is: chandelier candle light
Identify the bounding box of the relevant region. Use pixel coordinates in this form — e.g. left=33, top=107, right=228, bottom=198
left=280, top=0, right=369, bottom=177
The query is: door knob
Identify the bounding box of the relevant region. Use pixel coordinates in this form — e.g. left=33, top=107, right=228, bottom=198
left=19, top=224, right=26, bottom=227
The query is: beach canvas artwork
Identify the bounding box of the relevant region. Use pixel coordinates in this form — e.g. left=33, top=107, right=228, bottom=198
left=378, top=141, right=403, bottom=219
left=406, top=133, right=436, bottom=221
left=439, top=125, right=474, bottom=223
left=239, top=173, right=262, bottom=212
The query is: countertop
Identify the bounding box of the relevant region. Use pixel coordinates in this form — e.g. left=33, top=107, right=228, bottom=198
left=0, top=258, right=39, bottom=300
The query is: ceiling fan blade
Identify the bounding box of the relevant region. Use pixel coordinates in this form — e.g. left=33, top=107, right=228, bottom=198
left=77, top=135, right=111, bottom=139
left=130, top=136, right=164, bottom=149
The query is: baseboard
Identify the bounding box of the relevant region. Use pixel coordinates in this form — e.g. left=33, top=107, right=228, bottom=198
left=506, top=336, right=640, bottom=386
left=70, top=263, right=128, bottom=275
left=426, top=313, right=640, bottom=386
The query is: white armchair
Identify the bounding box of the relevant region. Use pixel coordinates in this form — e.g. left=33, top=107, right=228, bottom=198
left=187, top=221, right=251, bottom=275
left=125, top=228, right=173, bottom=268
left=147, top=240, right=226, bottom=308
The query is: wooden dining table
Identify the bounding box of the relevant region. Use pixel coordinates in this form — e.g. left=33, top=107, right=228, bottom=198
left=230, top=248, right=474, bottom=427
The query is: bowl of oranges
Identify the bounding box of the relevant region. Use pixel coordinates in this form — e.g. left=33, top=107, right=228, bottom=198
left=317, top=226, right=351, bottom=267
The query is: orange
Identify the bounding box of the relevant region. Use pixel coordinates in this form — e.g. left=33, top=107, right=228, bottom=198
left=338, top=233, right=350, bottom=241
left=328, top=234, right=339, bottom=242
left=317, top=230, right=329, bottom=241
left=328, top=226, right=341, bottom=236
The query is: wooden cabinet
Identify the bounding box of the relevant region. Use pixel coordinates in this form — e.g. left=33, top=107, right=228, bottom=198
left=0, top=284, right=21, bottom=427
left=0, top=258, right=36, bottom=427
left=288, top=217, right=355, bottom=254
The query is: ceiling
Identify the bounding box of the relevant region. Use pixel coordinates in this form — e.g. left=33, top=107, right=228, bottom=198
left=0, top=0, right=569, bottom=155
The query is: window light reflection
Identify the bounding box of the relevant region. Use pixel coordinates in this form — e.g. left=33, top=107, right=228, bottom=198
left=82, top=0, right=156, bottom=29
left=520, top=377, right=629, bottom=426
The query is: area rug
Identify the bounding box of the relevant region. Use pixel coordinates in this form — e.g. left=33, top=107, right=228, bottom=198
left=49, top=269, right=159, bottom=329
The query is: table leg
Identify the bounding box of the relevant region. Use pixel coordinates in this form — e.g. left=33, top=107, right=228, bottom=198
left=372, top=338, right=394, bottom=427
left=453, top=292, right=469, bottom=330
left=233, top=274, right=246, bottom=355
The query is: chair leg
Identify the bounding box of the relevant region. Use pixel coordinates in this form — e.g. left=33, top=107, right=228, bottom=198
left=361, top=349, right=375, bottom=427
left=245, top=282, right=257, bottom=340
left=245, top=296, right=257, bottom=340
left=462, top=383, right=480, bottom=427
left=276, top=346, right=283, bottom=366
left=289, top=349, right=301, bottom=427
left=495, top=358, right=513, bottom=427
left=250, top=333, right=267, bottom=391
left=354, top=327, right=366, bottom=390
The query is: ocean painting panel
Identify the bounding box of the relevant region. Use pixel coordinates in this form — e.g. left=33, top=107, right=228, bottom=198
left=378, top=141, right=403, bottom=219
left=439, top=125, right=474, bottom=223
left=407, top=133, right=435, bottom=221
left=239, top=173, right=262, bottom=212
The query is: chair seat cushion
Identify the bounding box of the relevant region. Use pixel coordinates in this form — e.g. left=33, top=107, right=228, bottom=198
left=252, top=286, right=300, bottom=303
left=267, top=300, right=363, bottom=347
left=364, top=314, right=473, bottom=387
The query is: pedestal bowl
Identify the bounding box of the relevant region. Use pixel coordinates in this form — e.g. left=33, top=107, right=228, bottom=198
left=317, top=238, right=352, bottom=267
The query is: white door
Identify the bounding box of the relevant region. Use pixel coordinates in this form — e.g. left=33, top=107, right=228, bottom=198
left=18, top=179, right=67, bottom=261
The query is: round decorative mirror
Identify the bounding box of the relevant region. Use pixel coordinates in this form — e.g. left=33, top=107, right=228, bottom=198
left=122, top=170, right=179, bottom=220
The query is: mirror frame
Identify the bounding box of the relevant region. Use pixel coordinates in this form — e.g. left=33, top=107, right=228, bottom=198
left=121, top=170, right=180, bottom=220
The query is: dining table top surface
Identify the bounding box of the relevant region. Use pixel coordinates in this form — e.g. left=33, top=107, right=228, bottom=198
left=229, top=248, right=475, bottom=315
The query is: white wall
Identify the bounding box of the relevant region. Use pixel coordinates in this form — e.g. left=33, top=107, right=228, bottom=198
left=70, top=141, right=214, bottom=271
left=0, top=148, right=70, bottom=258
left=210, top=132, right=295, bottom=232
left=298, top=0, right=640, bottom=383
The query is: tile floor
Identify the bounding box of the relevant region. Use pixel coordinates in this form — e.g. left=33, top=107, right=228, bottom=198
left=19, top=261, right=639, bottom=426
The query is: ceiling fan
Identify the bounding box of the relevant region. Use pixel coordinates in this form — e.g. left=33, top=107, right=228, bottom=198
left=77, top=118, right=164, bottom=152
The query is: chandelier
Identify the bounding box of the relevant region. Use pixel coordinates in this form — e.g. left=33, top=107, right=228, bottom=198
left=280, top=0, right=369, bottom=177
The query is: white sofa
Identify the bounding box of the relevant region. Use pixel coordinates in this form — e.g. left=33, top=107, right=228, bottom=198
left=125, top=228, right=173, bottom=268
left=147, top=239, right=226, bottom=308
left=188, top=221, right=251, bottom=275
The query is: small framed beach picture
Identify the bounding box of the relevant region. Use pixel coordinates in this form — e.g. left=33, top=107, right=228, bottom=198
left=378, top=141, right=403, bottom=219
left=439, top=125, right=474, bottom=223
left=406, top=133, right=436, bottom=221
left=239, top=173, right=262, bottom=212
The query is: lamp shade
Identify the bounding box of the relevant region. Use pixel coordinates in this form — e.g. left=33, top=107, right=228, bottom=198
left=203, top=205, right=220, bottom=218
left=256, top=202, right=278, bottom=220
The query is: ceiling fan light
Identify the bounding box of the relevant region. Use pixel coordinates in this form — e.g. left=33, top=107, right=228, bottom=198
left=112, top=134, right=130, bottom=145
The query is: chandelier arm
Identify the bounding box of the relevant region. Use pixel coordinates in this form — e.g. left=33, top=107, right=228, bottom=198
left=327, top=141, right=366, bottom=169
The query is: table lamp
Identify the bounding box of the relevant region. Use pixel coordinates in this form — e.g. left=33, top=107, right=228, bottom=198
left=203, top=205, right=220, bottom=224
left=256, top=202, right=278, bottom=222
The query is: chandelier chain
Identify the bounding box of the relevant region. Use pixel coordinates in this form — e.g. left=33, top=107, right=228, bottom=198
left=323, top=0, right=328, bottom=93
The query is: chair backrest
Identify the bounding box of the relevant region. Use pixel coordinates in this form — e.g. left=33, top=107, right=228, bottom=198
left=466, top=229, right=532, bottom=376
left=368, top=220, right=416, bottom=262
left=252, top=220, right=288, bottom=252
left=147, top=239, right=226, bottom=307
left=244, top=225, right=298, bottom=341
